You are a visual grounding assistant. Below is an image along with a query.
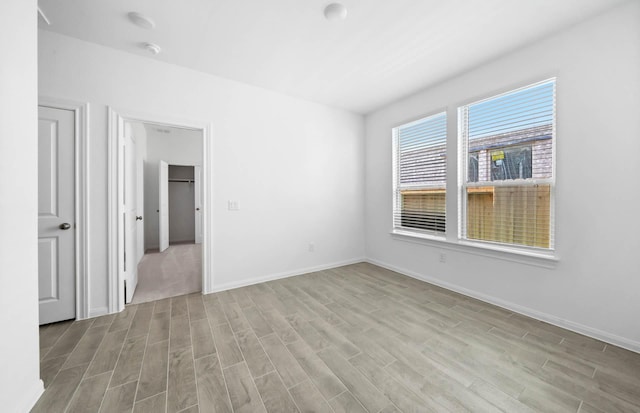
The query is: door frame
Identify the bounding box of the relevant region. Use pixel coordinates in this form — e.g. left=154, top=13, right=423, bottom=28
left=38, top=96, right=90, bottom=320
left=107, top=107, right=213, bottom=313
left=158, top=160, right=169, bottom=252
left=194, top=165, right=203, bottom=244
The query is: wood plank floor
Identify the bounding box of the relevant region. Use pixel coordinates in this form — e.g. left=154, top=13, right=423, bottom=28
left=35, top=263, right=640, bottom=412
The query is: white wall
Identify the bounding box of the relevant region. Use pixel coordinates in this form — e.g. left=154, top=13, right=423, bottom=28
left=365, top=1, right=640, bottom=351
left=39, top=31, right=365, bottom=314
left=0, top=0, right=44, bottom=411
left=143, top=125, right=202, bottom=249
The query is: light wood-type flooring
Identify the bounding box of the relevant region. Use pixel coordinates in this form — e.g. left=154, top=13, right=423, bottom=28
left=35, top=263, right=640, bottom=412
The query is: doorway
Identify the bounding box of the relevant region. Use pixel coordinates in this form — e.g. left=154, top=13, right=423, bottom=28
left=167, top=165, right=201, bottom=247
left=132, top=124, right=203, bottom=304
left=108, top=109, right=211, bottom=312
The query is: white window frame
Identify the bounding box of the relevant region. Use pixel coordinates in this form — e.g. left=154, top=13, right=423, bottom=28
left=389, top=79, right=559, bottom=266
left=457, top=78, right=557, bottom=255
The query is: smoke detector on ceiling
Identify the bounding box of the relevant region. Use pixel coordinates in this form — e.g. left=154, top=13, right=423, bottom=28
left=324, top=3, right=347, bottom=21
left=128, top=12, right=156, bottom=29
left=141, top=42, right=162, bottom=55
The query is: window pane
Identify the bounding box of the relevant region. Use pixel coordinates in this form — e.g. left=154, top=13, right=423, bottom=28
left=401, top=189, right=445, bottom=232
left=466, top=184, right=551, bottom=248
left=468, top=152, right=479, bottom=182
left=461, top=79, right=555, bottom=249
left=467, top=81, right=554, bottom=183
left=398, top=113, right=446, bottom=186
left=468, top=82, right=554, bottom=139
left=394, top=112, right=447, bottom=234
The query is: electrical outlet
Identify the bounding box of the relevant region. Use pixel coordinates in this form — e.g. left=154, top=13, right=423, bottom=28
left=227, top=200, right=239, bottom=211
left=439, top=252, right=447, bottom=263
left=308, top=243, right=315, bottom=252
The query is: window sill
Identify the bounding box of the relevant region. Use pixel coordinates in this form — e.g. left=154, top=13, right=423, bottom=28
left=390, top=229, right=558, bottom=268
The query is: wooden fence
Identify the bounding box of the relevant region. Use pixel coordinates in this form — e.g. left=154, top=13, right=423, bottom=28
left=401, top=185, right=550, bottom=248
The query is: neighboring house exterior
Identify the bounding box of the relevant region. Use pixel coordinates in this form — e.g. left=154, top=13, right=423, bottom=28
left=468, top=124, right=552, bottom=182
left=399, top=125, right=552, bottom=248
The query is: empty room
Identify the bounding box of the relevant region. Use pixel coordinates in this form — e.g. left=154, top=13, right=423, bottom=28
left=1, top=0, right=640, bottom=412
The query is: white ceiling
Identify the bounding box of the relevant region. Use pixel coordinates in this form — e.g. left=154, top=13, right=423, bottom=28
left=38, top=0, right=625, bottom=114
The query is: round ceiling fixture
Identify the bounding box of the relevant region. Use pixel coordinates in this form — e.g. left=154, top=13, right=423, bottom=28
left=141, top=42, right=162, bottom=55
left=324, top=3, right=347, bottom=21
left=128, top=12, right=156, bottom=29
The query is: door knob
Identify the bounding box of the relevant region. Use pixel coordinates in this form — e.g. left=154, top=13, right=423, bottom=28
left=196, top=208, right=200, bottom=211
left=136, top=216, right=143, bottom=221
left=59, top=223, right=71, bottom=230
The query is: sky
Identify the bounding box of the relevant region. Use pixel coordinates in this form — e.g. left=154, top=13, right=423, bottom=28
left=467, top=80, right=555, bottom=140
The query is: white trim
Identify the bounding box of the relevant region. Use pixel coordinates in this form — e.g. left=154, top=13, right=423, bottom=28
left=16, top=379, right=44, bottom=413
left=88, top=306, right=109, bottom=318
left=390, top=229, right=557, bottom=268
left=38, top=97, right=90, bottom=320
left=37, top=6, right=50, bottom=25
left=209, top=257, right=366, bottom=293
left=201, top=124, right=213, bottom=294
left=108, top=107, right=214, bottom=313
left=107, top=109, right=120, bottom=313
left=457, top=105, right=467, bottom=242
left=194, top=165, right=203, bottom=245
left=366, top=257, right=640, bottom=354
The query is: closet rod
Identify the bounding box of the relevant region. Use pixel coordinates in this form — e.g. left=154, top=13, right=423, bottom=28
left=168, top=178, right=194, bottom=183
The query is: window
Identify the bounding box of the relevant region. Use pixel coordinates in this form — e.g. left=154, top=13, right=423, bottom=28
left=459, top=79, right=555, bottom=250
left=393, top=112, right=447, bottom=235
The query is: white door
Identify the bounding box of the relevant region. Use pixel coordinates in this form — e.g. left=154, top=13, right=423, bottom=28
left=136, top=149, right=145, bottom=263
left=38, top=106, right=75, bottom=324
left=194, top=165, right=202, bottom=244
left=123, top=125, right=139, bottom=303
left=159, top=160, right=169, bottom=252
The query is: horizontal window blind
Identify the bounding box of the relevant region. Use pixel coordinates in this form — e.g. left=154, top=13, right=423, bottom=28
left=459, top=79, right=555, bottom=249
left=393, top=112, right=447, bottom=234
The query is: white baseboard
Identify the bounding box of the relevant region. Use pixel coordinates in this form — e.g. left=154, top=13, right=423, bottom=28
left=209, top=257, right=366, bottom=293
left=170, top=239, right=195, bottom=244
left=366, top=257, right=640, bottom=354
left=16, top=379, right=44, bottom=412
left=87, top=306, right=109, bottom=319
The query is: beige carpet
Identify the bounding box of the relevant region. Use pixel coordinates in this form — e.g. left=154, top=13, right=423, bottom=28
left=131, top=243, right=202, bottom=304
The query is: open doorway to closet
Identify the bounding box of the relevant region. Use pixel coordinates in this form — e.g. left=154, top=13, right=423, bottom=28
left=128, top=122, right=203, bottom=305
left=166, top=165, right=202, bottom=246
